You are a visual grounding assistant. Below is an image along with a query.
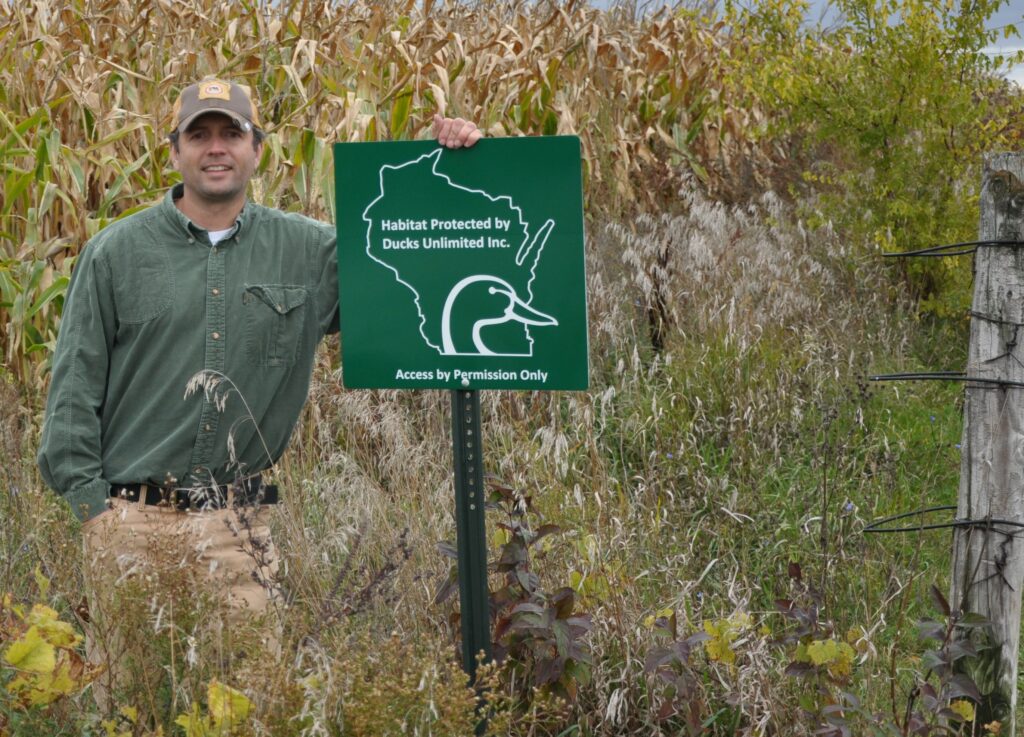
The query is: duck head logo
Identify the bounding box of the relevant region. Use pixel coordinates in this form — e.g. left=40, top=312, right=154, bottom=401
left=363, top=149, right=558, bottom=357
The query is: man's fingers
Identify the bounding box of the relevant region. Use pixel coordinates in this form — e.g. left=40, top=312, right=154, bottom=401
left=433, top=115, right=482, bottom=149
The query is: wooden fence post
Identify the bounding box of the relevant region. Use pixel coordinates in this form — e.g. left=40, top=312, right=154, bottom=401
left=950, top=152, right=1024, bottom=732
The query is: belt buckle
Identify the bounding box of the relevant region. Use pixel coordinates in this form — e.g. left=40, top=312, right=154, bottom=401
left=154, top=474, right=183, bottom=510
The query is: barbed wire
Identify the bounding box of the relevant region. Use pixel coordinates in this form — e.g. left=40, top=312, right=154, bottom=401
left=880, top=239, right=1024, bottom=258
left=869, top=372, right=1024, bottom=389
left=864, top=505, right=1024, bottom=536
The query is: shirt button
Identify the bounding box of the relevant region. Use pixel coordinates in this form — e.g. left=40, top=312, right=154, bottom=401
left=211, top=332, right=221, bottom=340
left=194, top=467, right=201, bottom=474
left=188, top=237, right=195, bottom=244
left=204, top=424, right=211, bottom=432
left=211, top=288, right=220, bottom=296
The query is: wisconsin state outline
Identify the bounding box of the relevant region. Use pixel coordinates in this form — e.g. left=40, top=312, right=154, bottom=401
left=362, top=149, right=557, bottom=357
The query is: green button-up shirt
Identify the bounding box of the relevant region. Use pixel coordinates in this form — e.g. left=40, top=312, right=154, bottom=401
left=38, top=185, right=339, bottom=520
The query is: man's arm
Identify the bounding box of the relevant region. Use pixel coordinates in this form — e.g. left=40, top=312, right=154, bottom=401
left=37, top=241, right=116, bottom=521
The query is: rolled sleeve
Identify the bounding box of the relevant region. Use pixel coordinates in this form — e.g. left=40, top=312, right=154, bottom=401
left=62, top=478, right=112, bottom=522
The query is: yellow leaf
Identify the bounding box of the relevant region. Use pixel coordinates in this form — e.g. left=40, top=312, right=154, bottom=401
left=26, top=605, right=81, bottom=648
left=119, top=705, right=138, bottom=723
left=51, top=661, right=77, bottom=694
left=705, top=637, right=736, bottom=665
left=806, top=639, right=839, bottom=666
left=8, top=659, right=80, bottom=706
left=729, top=612, right=752, bottom=629
left=4, top=627, right=56, bottom=673
left=950, top=700, right=975, bottom=723
left=702, top=619, right=723, bottom=638
left=570, top=570, right=584, bottom=592
left=207, top=679, right=252, bottom=728
left=100, top=718, right=133, bottom=737
left=175, top=703, right=209, bottom=737
left=827, top=643, right=855, bottom=678
left=33, top=566, right=50, bottom=599
left=25, top=603, right=59, bottom=623
left=300, top=673, right=324, bottom=691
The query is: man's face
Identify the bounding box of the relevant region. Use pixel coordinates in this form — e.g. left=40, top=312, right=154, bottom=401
left=171, top=113, right=261, bottom=206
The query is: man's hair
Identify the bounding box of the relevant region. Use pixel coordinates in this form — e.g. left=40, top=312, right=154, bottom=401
left=168, top=126, right=265, bottom=152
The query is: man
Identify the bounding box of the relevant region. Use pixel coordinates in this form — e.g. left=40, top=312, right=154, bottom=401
left=37, top=78, right=481, bottom=704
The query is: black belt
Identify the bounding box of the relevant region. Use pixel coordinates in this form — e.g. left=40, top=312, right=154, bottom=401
left=110, top=479, right=278, bottom=511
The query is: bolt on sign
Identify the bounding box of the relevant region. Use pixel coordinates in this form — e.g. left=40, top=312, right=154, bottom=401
left=333, top=136, right=588, bottom=390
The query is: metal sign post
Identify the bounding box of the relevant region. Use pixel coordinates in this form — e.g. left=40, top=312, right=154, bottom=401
left=451, top=388, right=491, bottom=678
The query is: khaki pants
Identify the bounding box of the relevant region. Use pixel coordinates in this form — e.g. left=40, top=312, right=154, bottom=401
left=81, top=496, right=280, bottom=712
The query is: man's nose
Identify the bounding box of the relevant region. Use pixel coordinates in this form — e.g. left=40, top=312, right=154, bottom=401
left=206, top=134, right=229, bottom=153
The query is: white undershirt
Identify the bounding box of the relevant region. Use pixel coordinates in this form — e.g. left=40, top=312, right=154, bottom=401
left=208, top=228, right=233, bottom=245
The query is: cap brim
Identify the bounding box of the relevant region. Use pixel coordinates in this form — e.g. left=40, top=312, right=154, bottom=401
left=175, top=108, right=253, bottom=134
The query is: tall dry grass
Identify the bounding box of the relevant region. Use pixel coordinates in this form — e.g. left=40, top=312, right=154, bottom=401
left=269, top=184, right=938, bottom=734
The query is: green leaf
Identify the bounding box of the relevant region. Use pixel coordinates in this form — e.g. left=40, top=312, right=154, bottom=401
left=26, top=276, right=68, bottom=319
left=390, top=90, right=413, bottom=141
left=448, top=58, right=465, bottom=83
left=3, top=169, right=33, bottom=216
left=542, top=110, right=558, bottom=136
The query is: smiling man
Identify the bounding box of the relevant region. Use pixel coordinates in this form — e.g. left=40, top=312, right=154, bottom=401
left=36, top=77, right=481, bottom=708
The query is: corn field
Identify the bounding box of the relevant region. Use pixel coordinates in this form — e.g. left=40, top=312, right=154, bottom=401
left=0, top=0, right=784, bottom=389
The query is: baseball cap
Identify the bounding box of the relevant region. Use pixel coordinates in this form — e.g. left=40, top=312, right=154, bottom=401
left=171, top=78, right=261, bottom=134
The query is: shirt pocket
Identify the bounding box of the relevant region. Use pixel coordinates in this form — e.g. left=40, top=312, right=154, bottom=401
left=243, top=284, right=307, bottom=367
left=112, top=243, right=173, bottom=323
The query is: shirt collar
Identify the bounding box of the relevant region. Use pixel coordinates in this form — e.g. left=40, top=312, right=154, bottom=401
left=163, top=184, right=252, bottom=241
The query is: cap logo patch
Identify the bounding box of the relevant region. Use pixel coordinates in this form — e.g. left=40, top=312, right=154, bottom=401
left=198, top=81, right=231, bottom=101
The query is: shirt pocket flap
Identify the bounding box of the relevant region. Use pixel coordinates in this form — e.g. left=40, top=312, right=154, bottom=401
left=244, top=284, right=307, bottom=315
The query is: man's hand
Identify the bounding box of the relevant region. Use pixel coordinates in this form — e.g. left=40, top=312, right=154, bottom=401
left=433, top=115, right=483, bottom=149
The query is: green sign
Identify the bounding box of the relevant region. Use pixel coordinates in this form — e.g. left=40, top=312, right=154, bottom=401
left=334, top=136, right=588, bottom=390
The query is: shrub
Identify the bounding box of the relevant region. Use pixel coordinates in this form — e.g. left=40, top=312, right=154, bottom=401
left=727, top=0, right=1024, bottom=314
